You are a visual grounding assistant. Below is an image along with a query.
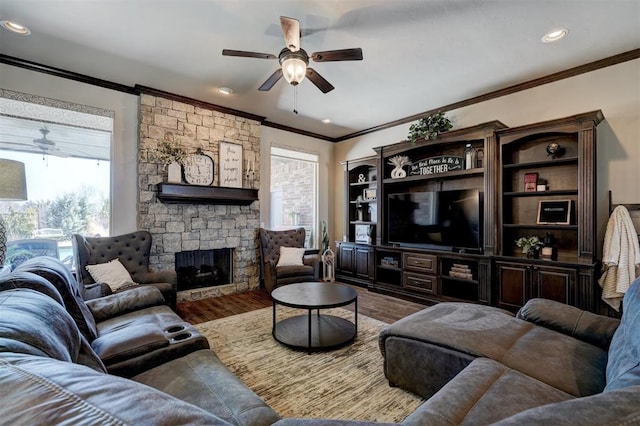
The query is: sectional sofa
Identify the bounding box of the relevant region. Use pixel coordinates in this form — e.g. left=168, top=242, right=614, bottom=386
left=1, top=256, right=639, bottom=425
left=380, top=279, right=640, bottom=425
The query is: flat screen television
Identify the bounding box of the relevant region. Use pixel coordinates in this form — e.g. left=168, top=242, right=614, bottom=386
left=387, top=189, right=482, bottom=252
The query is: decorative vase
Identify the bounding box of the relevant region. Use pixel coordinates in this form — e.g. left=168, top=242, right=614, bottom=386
left=167, top=161, right=182, bottom=183
left=391, top=167, right=407, bottom=179
left=526, top=247, right=540, bottom=259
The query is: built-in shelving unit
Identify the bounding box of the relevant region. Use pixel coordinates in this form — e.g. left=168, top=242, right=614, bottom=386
left=335, top=156, right=378, bottom=287
left=495, top=110, right=603, bottom=313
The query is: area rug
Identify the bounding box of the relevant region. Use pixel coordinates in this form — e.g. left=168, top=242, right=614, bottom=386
left=195, top=307, right=424, bottom=423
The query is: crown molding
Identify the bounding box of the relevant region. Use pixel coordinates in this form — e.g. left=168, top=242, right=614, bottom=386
left=3, top=48, right=639, bottom=143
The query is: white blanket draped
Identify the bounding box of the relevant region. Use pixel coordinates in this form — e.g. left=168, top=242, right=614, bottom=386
left=599, top=205, right=640, bottom=311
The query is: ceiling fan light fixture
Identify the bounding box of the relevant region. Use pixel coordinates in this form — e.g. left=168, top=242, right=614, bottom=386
left=541, top=28, right=568, bottom=43
left=281, top=57, right=307, bottom=85
left=1, top=20, right=31, bottom=35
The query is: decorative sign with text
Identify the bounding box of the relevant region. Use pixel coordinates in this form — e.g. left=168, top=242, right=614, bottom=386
left=219, top=142, right=243, bottom=188
left=409, top=156, right=463, bottom=176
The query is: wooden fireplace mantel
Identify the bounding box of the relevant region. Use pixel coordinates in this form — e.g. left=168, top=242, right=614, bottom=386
left=157, top=183, right=258, bottom=205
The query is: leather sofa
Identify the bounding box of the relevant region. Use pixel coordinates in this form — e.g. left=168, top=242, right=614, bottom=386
left=379, top=278, right=640, bottom=425
left=10, top=256, right=207, bottom=377
left=0, top=258, right=280, bottom=425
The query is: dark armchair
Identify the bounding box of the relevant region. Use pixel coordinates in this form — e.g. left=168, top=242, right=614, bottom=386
left=258, top=227, right=320, bottom=293
left=72, top=231, right=177, bottom=310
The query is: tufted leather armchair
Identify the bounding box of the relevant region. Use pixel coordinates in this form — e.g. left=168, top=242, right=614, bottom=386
left=258, top=227, right=320, bottom=293
left=72, top=231, right=177, bottom=310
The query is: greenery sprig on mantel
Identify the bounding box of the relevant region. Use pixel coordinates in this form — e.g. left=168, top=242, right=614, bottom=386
left=153, top=134, right=188, bottom=169
left=407, top=112, right=453, bottom=145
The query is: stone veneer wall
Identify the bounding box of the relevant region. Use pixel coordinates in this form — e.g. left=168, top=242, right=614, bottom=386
left=137, top=93, right=261, bottom=300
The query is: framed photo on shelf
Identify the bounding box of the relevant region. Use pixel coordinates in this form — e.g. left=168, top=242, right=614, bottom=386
left=537, top=200, right=572, bottom=225
left=524, top=172, right=538, bottom=192
left=363, top=188, right=376, bottom=200
left=355, top=224, right=371, bottom=243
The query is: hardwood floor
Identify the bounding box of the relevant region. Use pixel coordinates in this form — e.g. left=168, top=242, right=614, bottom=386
left=177, top=282, right=427, bottom=325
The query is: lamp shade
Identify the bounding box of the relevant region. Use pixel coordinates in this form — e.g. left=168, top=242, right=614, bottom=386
left=0, top=159, right=28, bottom=200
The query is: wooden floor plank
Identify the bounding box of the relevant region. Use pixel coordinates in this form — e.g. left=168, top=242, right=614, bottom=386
left=177, top=282, right=427, bottom=325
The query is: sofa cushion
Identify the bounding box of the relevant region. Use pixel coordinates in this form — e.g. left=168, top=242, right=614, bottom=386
left=403, top=358, right=574, bottom=426
left=0, top=289, right=105, bottom=373
left=492, top=384, right=640, bottom=425
left=0, top=353, right=231, bottom=425
left=605, top=277, right=640, bottom=391
left=92, top=324, right=169, bottom=364
left=90, top=305, right=209, bottom=377
left=85, top=285, right=165, bottom=321
left=15, top=256, right=99, bottom=341
left=380, top=303, right=524, bottom=361
left=133, top=349, right=281, bottom=426
left=517, top=298, right=620, bottom=350
left=0, top=270, right=64, bottom=304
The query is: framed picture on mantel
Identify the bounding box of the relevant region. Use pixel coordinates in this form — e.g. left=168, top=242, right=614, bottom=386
left=219, top=142, right=243, bottom=188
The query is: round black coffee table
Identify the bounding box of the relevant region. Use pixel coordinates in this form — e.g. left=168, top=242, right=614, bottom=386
left=271, top=282, right=357, bottom=352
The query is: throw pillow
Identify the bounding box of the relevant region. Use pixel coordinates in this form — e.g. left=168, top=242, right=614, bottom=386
left=276, top=246, right=306, bottom=267
left=85, top=259, right=137, bottom=292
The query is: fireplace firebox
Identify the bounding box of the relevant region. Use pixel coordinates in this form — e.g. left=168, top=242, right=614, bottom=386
left=175, top=248, right=233, bottom=291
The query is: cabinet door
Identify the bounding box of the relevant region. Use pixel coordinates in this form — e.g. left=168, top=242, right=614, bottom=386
left=532, top=265, right=576, bottom=305
left=337, top=244, right=355, bottom=274
left=496, top=262, right=529, bottom=311
left=355, top=246, right=373, bottom=279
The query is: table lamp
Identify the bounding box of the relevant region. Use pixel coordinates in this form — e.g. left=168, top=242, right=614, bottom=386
left=0, top=159, right=28, bottom=265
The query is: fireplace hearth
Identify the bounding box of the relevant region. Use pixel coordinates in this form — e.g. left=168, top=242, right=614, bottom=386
left=175, top=248, right=233, bottom=291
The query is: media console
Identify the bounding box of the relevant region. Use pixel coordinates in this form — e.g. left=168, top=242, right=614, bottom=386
left=338, top=112, right=604, bottom=313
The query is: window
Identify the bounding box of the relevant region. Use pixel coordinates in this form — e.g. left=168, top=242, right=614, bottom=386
left=270, top=147, right=318, bottom=248
left=0, top=93, right=112, bottom=269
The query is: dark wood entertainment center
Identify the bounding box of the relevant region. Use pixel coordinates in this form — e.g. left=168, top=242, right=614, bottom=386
left=336, top=111, right=604, bottom=314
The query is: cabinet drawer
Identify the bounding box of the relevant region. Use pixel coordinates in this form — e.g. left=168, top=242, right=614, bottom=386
left=403, top=253, right=437, bottom=273
left=404, top=272, right=437, bottom=294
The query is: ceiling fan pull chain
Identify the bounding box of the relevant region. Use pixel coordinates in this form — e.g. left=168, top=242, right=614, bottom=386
left=293, top=85, right=298, bottom=114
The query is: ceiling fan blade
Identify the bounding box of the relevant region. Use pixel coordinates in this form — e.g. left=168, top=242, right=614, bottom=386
left=280, top=16, right=300, bottom=52
left=222, top=49, right=277, bottom=60
left=305, top=68, right=334, bottom=93
left=311, top=48, right=363, bottom=62
left=34, top=138, right=54, bottom=147
left=258, top=69, right=283, bottom=91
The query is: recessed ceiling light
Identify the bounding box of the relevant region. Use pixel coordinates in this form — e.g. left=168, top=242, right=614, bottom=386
left=541, top=28, right=568, bottom=43
left=1, top=20, right=31, bottom=35
left=321, top=118, right=331, bottom=124
left=218, top=87, right=233, bottom=95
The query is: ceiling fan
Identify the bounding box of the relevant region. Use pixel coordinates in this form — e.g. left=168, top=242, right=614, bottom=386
left=33, top=127, right=68, bottom=158
left=222, top=16, right=363, bottom=93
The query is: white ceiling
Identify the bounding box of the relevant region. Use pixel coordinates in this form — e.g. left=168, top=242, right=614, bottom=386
left=1, top=0, right=639, bottom=140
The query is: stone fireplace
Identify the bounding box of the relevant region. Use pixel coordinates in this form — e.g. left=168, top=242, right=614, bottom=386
left=136, top=90, right=262, bottom=302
